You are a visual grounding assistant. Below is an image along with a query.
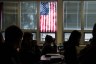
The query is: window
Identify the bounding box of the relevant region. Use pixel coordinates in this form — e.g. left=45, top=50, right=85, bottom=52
left=3, top=2, right=18, bottom=30
left=3, top=1, right=96, bottom=44
left=20, top=2, right=37, bottom=29
left=84, top=1, right=96, bottom=30
left=63, top=1, right=81, bottom=30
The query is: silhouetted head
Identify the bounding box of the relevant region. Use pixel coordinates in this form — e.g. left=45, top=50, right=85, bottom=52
left=90, top=23, right=96, bottom=45
left=92, top=23, right=96, bottom=38
left=21, top=32, right=33, bottom=50
left=68, top=30, right=81, bottom=46
left=45, top=35, right=53, bottom=43
left=5, top=25, right=23, bottom=48
left=32, top=40, right=37, bottom=46
left=23, top=32, right=33, bottom=41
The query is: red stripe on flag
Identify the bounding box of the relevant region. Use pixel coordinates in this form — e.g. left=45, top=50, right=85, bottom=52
left=40, top=16, right=42, bottom=32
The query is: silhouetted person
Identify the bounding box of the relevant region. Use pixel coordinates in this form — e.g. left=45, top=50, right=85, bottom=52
left=20, top=32, right=34, bottom=64
left=0, top=25, right=23, bottom=64
left=20, top=32, right=41, bottom=64
left=41, top=35, right=57, bottom=55
left=79, top=23, right=96, bottom=64
left=64, top=30, right=81, bottom=64
left=31, top=40, right=41, bottom=63
left=52, top=38, right=57, bottom=53
left=20, top=32, right=33, bottom=52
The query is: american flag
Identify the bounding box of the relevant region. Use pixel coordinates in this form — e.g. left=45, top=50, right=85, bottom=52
left=40, top=1, right=57, bottom=32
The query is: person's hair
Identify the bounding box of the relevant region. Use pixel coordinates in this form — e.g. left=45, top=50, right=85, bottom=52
left=23, top=32, right=33, bottom=40
left=5, top=25, right=23, bottom=44
left=45, top=35, right=53, bottom=43
left=90, top=23, right=96, bottom=44
left=68, top=30, right=81, bottom=46
left=92, top=23, right=96, bottom=37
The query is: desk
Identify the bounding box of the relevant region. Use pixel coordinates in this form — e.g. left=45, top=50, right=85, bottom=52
left=40, top=54, right=64, bottom=64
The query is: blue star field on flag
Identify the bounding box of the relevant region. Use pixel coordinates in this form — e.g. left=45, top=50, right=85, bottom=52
left=40, top=2, right=49, bottom=15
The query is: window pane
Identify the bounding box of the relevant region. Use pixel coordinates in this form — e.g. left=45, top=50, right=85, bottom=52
left=84, top=1, right=96, bottom=30
left=3, top=2, right=18, bottom=13
left=63, top=1, right=81, bottom=30
left=40, top=33, right=55, bottom=41
left=32, top=33, right=36, bottom=40
left=64, top=1, right=79, bottom=14
left=40, top=1, right=57, bottom=32
left=21, top=2, right=37, bottom=29
left=64, top=14, right=81, bottom=30
left=84, top=14, right=96, bottom=30
left=85, top=33, right=92, bottom=41
left=3, top=14, right=17, bottom=30
left=3, top=2, right=18, bottom=30
left=85, top=1, right=96, bottom=13
left=21, top=14, right=37, bottom=29
left=64, top=33, right=71, bottom=41
left=21, top=2, right=37, bottom=14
